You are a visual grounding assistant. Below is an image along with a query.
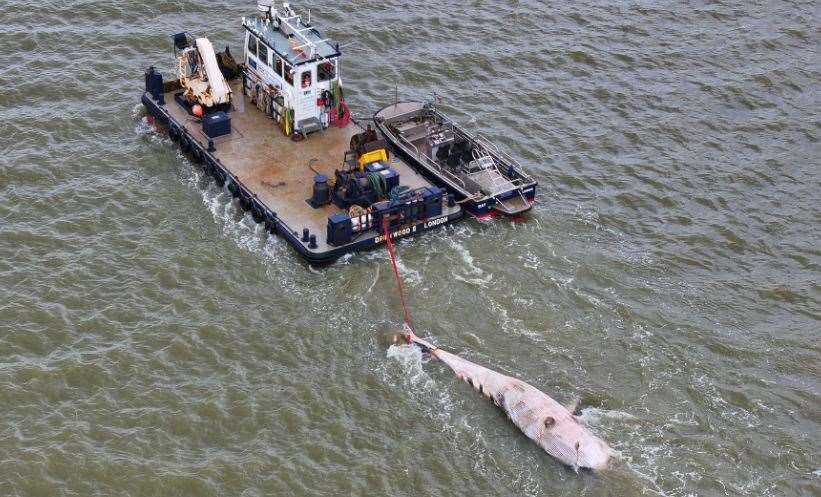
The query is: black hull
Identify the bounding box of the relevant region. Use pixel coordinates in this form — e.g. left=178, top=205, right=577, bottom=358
left=142, top=91, right=463, bottom=264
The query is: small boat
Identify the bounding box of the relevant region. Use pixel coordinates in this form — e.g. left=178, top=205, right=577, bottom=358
left=374, top=101, right=537, bottom=218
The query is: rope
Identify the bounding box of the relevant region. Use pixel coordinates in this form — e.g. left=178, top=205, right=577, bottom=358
left=334, top=101, right=351, bottom=128
left=367, top=172, right=384, bottom=198
left=383, top=222, right=414, bottom=337
left=388, top=185, right=412, bottom=204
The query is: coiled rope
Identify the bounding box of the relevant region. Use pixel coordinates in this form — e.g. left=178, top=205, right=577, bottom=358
left=388, top=185, right=412, bottom=204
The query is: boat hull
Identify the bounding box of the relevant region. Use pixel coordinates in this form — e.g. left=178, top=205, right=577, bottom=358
left=141, top=90, right=463, bottom=264
left=373, top=103, right=537, bottom=219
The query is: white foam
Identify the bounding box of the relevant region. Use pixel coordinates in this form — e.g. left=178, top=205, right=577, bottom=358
left=134, top=116, right=171, bottom=146
left=453, top=273, right=494, bottom=287
left=578, top=406, right=637, bottom=426
left=365, top=265, right=380, bottom=294
left=448, top=239, right=484, bottom=275
left=386, top=343, right=425, bottom=378
left=393, top=257, right=421, bottom=285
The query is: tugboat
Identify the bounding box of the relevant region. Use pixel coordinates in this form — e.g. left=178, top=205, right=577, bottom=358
left=374, top=101, right=537, bottom=218
left=140, top=2, right=462, bottom=263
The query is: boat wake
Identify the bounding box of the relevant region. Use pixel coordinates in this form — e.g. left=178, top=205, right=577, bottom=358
left=386, top=342, right=550, bottom=496
left=449, top=239, right=494, bottom=287
left=135, top=115, right=288, bottom=271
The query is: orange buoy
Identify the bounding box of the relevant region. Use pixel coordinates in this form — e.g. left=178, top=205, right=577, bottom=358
left=192, top=104, right=204, bottom=118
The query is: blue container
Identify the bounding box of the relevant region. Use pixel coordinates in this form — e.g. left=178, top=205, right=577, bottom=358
left=380, top=168, right=400, bottom=193
left=327, top=213, right=353, bottom=246
left=422, top=187, right=444, bottom=219
left=370, top=201, right=391, bottom=228
left=202, top=111, right=231, bottom=138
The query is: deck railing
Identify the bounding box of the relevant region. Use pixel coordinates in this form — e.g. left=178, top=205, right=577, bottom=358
left=435, top=110, right=534, bottom=184
left=396, top=133, right=468, bottom=189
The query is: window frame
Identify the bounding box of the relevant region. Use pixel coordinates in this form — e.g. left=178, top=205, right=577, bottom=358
left=274, top=55, right=283, bottom=77
left=258, top=41, right=269, bottom=66
left=247, top=35, right=258, bottom=59
left=283, top=61, right=294, bottom=86
left=317, top=60, right=336, bottom=82
left=301, top=69, right=313, bottom=89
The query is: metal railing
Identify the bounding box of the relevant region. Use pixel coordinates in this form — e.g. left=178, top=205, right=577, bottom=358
left=434, top=108, right=534, bottom=184
left=474, top=133, right=533, bottom=182
left=396, top=133, right=467, bottom=189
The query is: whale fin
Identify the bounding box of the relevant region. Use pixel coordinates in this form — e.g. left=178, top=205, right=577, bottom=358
left=565, top=396, right=581, bottom=415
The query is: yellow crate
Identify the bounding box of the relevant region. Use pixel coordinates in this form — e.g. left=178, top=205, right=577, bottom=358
left=357, top=148, right=388, bottom=170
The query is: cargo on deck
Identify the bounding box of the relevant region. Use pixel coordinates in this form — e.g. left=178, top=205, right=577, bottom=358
left=141, top=2, right=462, bottom=263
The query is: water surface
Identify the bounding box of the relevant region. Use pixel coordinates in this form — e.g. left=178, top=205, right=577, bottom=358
left=1, top=1, right=819, bottom=495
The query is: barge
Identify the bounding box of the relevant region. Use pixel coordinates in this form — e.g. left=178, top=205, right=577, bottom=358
left=140, top=2, right=462, bottom=263
left=374, top=102, right=537, bottom=218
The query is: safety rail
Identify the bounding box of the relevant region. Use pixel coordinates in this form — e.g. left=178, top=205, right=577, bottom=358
left=493, top=189, right=532, bottom=215
left=434, top=107, right=534, bottom=184
left=467, top=131, right=532, bottom=185
left=396, top=133, right=468, bottom=189
left=378, top=108, right=423, bottom=125
left=474, top=133, right=532, bottom=182
left=446, top=128, right=528, bottom=188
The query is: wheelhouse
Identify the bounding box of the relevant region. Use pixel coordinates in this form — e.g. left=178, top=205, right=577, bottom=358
left=243, top=2, right=343, bottom=135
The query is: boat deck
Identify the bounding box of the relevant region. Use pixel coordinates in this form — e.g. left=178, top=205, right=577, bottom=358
left=159, top=80, right=457, bottom=257
left=374, top=101, right=537, bottom=217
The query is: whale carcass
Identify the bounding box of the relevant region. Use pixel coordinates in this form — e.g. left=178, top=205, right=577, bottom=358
left=406, top=329, right=612, bottom=470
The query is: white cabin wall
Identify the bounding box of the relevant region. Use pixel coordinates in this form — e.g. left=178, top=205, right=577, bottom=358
left=241, top=26, right=341, bottom=131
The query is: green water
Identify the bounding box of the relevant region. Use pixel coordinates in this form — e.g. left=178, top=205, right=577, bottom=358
left=1, top=1, right=819, bottom=495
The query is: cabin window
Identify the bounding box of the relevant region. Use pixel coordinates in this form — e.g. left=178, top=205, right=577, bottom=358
left=274, top=55, right=283, bottom=77
left=301, top=70, right=312, bottom=88
left=247, top=35, right=258, bottom=59
left=318, top=60, right=336, bottom=82
left=258, top=42, right=268, bottom=66
left=283, top=61, right=294, bottom=85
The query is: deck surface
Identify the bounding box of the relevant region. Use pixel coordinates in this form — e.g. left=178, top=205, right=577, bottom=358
left=163, top=81, right=440, bottom=253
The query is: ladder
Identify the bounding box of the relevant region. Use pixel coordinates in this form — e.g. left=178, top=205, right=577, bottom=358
left=469, top=148, right=513, bottom=194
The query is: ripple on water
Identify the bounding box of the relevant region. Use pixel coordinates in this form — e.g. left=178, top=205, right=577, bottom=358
left=1, top=0, right=819, bottom=496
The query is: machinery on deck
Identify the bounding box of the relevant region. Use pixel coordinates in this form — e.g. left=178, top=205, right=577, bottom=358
left=313, top=129, right=447, bottom=247
left=175, top=34, right=232, bottom=108
left=141, top=2, right=462, bottom=263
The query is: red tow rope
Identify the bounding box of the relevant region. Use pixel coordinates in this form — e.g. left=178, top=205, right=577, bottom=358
left=384, top=223, right=414, bottom=341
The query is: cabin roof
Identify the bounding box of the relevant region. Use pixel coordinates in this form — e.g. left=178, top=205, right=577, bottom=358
left=244, top=14, right=339, bottom=66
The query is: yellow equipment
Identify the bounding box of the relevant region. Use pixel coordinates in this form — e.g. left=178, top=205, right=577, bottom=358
left=357, top=148, right=388, bottom=171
